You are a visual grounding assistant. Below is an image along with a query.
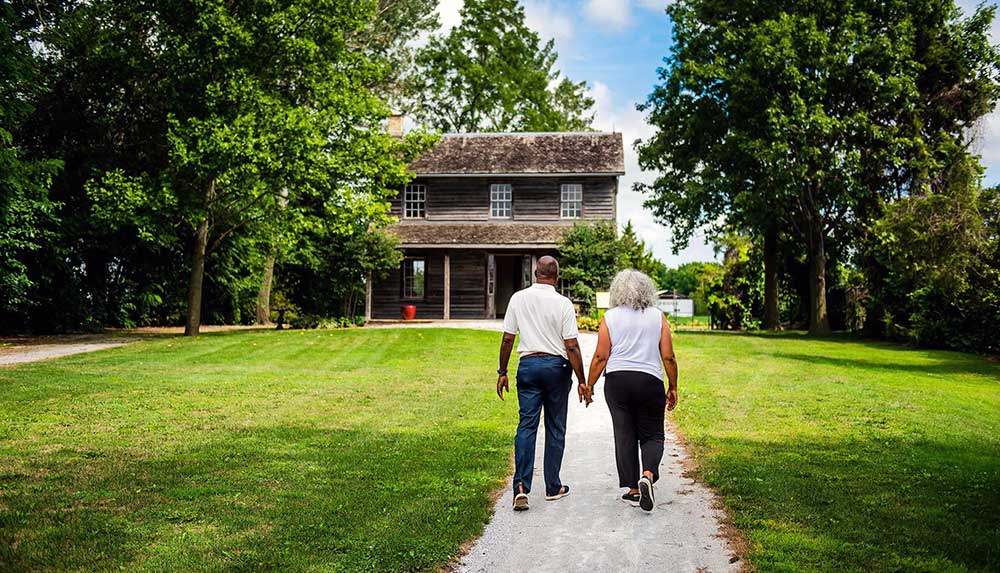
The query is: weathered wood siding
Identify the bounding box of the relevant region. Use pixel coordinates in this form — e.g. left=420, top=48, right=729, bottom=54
left=388, top=176, right=617, bottom=222
left=449, top=252, right=486, bottom=318
left=372, top=250, right=445, bottom=320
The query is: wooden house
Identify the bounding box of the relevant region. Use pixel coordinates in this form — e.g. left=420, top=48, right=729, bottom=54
left=366, top=131, right=624, bottom=320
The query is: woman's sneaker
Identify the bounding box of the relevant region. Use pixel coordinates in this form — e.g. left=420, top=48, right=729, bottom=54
left=638, top=476, right=655, bottom=511
left=545, top=485, right=570, bottom=501
left=621, top=491, right=640, bottom=506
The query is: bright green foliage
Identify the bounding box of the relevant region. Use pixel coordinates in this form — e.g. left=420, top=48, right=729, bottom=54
left=413, top=0, right=594, bottom=132
left=873, top=149, right=1000, bottom=353
left=3, top=0, right=435, bottom=333
left=559, top=221, right=668, bottom=309
left=0, top=5, right=60, bottom=314
left=638, top=0, right=1000, bottom=337
left=674, top=330, right=1000, bottom=571
left=279, top=224, right=403, bottom=318
left=704, top=234, right=762, bottom=330
left=0, top=329, right=518, bottom=571
left=618, top=221, right=668, bottom=280
left=658, top=261, right=723, bottom=314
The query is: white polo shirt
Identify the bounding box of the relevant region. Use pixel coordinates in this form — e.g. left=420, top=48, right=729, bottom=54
left=502, top=283, right=579, bottom=358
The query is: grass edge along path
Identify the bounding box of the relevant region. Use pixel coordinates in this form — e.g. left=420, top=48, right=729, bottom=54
left=669, top=330, right=1000, bottom=573
left=0, top=328, right=517, bottom=572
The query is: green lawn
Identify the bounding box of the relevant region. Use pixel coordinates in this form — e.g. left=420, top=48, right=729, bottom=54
left=0, top=329, right=515, bottom=572
left=672, top=331, right=1000, bottom=572
left=1, top=328, right=998, bottom=572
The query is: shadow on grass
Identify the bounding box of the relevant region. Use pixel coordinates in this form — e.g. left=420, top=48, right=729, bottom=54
left=690, top=434, right=1000, bottom=572
left=768, top=351, right=1000, bottom=378
left=0, top=424, right=510, bottom=572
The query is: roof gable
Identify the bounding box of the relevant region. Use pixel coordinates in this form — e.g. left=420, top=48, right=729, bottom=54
left=410, top=132, right=625, bottom=176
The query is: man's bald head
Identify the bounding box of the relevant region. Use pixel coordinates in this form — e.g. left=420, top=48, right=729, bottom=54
left=535, top=255, right=559, bottom=283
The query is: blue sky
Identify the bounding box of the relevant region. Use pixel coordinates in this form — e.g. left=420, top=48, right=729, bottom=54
left=435, top=0, right=1000, bottom=266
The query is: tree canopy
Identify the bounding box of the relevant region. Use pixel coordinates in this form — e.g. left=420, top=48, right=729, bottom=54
left=413, top=0, right=594, bottom=132
left=638, top=0, right=1000, bottom=341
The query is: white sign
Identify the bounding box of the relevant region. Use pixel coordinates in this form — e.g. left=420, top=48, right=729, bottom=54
left=596, top=291, right=611, bottom=309
left=656, top=298, right=694, bottom=317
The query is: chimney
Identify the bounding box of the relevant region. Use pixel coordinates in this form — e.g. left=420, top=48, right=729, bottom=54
left=387, top=114, right=404, bottom=137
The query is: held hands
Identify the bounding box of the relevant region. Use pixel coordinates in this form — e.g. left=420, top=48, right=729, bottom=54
left=578, top=381, right=594, bottom=407
left=667, top=387, right=678, bottom=411
left=497, top=375, right=509, bottom=401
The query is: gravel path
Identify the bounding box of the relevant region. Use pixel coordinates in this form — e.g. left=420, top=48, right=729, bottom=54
left=456, top=330, right=739, bottom=572
left=0, top=340, right=127, bottom=366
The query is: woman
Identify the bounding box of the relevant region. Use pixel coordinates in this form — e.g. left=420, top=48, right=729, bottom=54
left=586, top=269, right=678, bottom=512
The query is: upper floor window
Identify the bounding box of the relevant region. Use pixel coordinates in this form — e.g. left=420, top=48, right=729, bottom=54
left=404, top=184, right=426, bottom=218
left=490, top=183, right=512, bottom=218
left=402, top=258, right=425, bottom=299
left=560, top=184, right=582, bottom=219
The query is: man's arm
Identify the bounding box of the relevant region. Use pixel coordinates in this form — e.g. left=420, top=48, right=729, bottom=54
left=497, top=332, right=516, bottom=400
left=660, top=315, right=678, bottom=410
left=564, top=337, right=589, bottom=404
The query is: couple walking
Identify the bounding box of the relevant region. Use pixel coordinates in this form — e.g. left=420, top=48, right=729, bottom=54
left=496, top=256, right=679, bottom=513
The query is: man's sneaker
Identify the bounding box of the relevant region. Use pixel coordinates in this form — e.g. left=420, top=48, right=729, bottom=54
left=638, top=476, right=655, bottom=511
left=621, top=491, right=640, bottom=506
left=513, top=492, right=529, bottom=511
left=545, top=485, right=570, bottom=501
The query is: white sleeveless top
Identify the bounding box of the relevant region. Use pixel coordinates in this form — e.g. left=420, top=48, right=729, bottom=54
left=604, top=306, right=664, bottom=380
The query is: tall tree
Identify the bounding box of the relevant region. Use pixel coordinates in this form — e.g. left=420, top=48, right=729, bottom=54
left=413, top=0, right=594, bottom=132
left=72, top=0, right=433, bottom=335
left=638, top=0, right=998, bottom=335
left=0, top=3, right=60, bottom=322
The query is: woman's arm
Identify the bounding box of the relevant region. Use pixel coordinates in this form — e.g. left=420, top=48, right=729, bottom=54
left=660, top=314, right=679, bottom=410
left=586, top=318, right=611, bottom=394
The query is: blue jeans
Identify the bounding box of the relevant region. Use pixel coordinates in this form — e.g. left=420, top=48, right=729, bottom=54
left=513, top=355, right=572, bottom=496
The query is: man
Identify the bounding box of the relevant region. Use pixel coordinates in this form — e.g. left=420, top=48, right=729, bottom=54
left=496, top=256, right=589, bottom=511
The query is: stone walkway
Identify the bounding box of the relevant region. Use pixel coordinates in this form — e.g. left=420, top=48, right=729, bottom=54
left=0, top=336, right=128, bottom=366
left=455, top=329, right=739, bottom=572
left=373, top=321, right=738, bottom=571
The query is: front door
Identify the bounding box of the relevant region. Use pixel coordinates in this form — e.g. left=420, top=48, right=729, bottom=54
left=495, top=255, right=527, bottom=318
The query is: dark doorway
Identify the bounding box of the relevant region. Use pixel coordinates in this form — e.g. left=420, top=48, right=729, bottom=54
left=494, top=255, right=523, bottom=317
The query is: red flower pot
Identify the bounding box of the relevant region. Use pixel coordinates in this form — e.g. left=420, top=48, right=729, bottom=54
left=401, top=304, right=417, bottom=320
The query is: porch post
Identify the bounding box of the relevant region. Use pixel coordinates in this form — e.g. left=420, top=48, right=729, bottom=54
left=443, top=253, right=451, bottom=320
left=364, top=271, right=372, bottom=323
left=486, top=253, right=496, bottom=319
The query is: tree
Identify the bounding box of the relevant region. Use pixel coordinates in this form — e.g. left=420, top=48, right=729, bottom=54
left=873, top=147, right=1000, bottom=353
left=638, top=0, right=999, bottom=335
left=0, top=3, right=60, bottom=322
left=618, top=221, right=667, bottom=280
left=413, top=0, right=594, bottom=132
left=73, top=0, right=433, bottom=335
left=558, top=221, right=669, bottom=310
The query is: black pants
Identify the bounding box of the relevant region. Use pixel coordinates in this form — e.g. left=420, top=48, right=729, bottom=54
left=604, top=370, right=666, bottom=489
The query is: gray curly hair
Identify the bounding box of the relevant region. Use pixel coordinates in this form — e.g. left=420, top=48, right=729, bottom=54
left=608, top=269, right=658, bottom=311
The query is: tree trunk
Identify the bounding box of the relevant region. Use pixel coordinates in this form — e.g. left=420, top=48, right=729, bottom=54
left=184, top=180, right=214, bottom=337
left=255, top=252, right=276, bottom=325
left=807, top=210, right=831, bottom=335
left=763, top=225, right=780, bottom=330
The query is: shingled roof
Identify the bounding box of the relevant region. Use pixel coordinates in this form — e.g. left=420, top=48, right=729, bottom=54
left=410, top=132, right=625, bottom=176
left=387, top=223, right=571, bottom=247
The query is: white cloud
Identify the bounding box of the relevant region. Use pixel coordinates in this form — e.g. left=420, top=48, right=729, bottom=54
left=636, top=0, right=671, bottom=10
left=957, top=0, right=1000, bottom=185
left=437, top=0, right=463, bottom=31
left=524, top=1, right=574, bottom=44
left=587, top=82, right=718, bottom=265
left=584, top=0, right=630, bottom=30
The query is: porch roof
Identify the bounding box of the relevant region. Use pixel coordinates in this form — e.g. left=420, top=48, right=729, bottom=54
left=410, top=132, right=625, bottom=176
left=387, top=223, right=570, bottom=248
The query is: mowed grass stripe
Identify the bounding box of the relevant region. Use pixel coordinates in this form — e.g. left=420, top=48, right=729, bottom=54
left=0, top=328, right=514, bottom=572
left=671, top=331, right=999, bottom=572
